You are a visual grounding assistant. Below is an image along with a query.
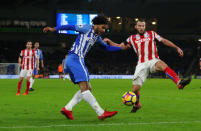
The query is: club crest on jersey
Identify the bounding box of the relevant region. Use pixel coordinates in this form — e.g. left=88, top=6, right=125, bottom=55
left=78, top=25, right=84, bottom=28
left=135, top=37, right=151, bottom=44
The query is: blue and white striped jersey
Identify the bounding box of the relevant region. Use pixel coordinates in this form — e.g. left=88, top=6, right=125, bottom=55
left=56, top=24, right=122, bottom=58
left=34, top=49, right=43, bottom=68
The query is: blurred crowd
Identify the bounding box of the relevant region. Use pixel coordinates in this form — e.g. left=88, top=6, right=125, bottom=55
left=0, top=39, right=200, bottom=77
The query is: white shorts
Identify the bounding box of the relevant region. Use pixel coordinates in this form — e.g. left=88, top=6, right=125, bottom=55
left=19, top=69, right=33, bottom=78
left=132, top=59, right=160, bottom=86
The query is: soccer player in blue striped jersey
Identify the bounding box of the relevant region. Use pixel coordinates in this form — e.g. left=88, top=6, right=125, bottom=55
left=29, top=42, right=44, bottom=91
left=43, top=16, right=125, bottom=120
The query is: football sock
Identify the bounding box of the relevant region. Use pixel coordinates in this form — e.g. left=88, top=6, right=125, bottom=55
left=29, top=77, right=35, bottom=89
left=164, top=67, right=180, bottom=85
left=25, top=81, right=30, bottom=93
left=65, top=90, right=83, bottom=111
left=135, top=91, right=140, bottom=106
left=81, top=90, right=104, bottom=116
left=17, top=81, right=22, bottom=93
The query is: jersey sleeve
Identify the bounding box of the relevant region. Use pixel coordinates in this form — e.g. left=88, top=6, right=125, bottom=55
left=39, top=50, right=43, bottom=61
left=19, top=50, right=22, bottom=57
left=96, top=37, right=122, bottom=52
left=55, top=24, right=91, bottom=34
left=35, top=51, right=39, bottom=59
left=123, top=36, right=132, bottom=45
left=152, top=31, right=162, bottom=42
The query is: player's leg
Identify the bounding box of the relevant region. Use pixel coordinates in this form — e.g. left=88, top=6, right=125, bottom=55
left=64, top=82, right=92, bottom=111
left=78, top=81, right=118, bottom=120
left=29, top=77, right=35, bottom=91
left=131, top=63, right=148, bottom=113
left=79, top=81, right=104, bottom=115
left=23, top=70, right=32, bottom=95
left=64, top=89, right=83, bottom=112
left=154, top=60, right=191, bottom=89
left=16, top=77, right=24, bottom=95
left=62, top=54, right=117, bottom=120
left=17, top=70, right=26, bottom=95
left=29, top=68, right=37, bottom=91
left=131, top=78, right=142, bottom=113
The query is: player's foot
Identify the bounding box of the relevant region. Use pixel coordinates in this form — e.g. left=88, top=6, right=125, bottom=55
left=98, top=110, right=118, bottom=120
left=178, top=77, right=192, bottom=90
left=16, top=92, right=20, bottom=96
left=29, top=88, right=34, bottom=91
left=23, top=92, right=28, bottom=96
left=131, top=103, right=141, bottom=113
left=61, top=107, right=74, bottom=120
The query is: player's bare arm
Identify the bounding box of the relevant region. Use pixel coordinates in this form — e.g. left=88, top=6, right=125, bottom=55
left=41, top=60, right=44, bottom=68
left=103, top=38, right=121, bottom=47
left=200, top=59, right=201, bottom=70
left=18, top=56, right=22, bottom=68
left=161, top=38, right=183, bottom=57
left=43, top=27, right=56, bottom=33
left=103, top=38, right=130, bottom=50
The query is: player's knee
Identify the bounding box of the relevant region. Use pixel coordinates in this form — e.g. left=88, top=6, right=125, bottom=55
left=132, top=85, right=141, bottom=93
left=155, top=61, right=168, bottom=71
left=79, top=81, right=90, bottom=92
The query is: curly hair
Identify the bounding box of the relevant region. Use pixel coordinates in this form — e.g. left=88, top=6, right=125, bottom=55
left=92, top=15, right=108, bottom=25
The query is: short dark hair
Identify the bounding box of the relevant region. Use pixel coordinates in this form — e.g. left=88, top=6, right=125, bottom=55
left=26, top=40, right=32, bottom=44
left=136, top=18, right=146, bottom=25
left=92, top=15, right=108, bottom=25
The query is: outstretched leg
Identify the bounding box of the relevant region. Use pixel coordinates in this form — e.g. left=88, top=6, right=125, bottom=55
left=155, top=60, right=191, bottom=89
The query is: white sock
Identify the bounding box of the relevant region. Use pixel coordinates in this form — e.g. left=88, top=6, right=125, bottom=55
left=65, top=90, right=83, bottom=111
left=81, top=90, right=104, bottom=116
left=30, top=77, right=35, bottom=89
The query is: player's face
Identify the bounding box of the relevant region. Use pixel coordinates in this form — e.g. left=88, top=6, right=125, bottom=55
left=95, top=24, right=108, bottom=35
left=34, top=42, right=39, bottom=49
left=26, top=42, right=32, bottom=49
left=135, top=21, right=146, bottom=35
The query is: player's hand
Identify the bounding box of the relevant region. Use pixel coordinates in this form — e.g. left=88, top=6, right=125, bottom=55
left=43, top=27, right=56, bottom=33
left=41, top=64, right=44, bottom=69
left=120, top=42, right=129, bottom=50
left=19, top=63, right=22, bottom=68
left=103, top=38, right=111, bottom=44
left=177, top=47, right=183, bottom=57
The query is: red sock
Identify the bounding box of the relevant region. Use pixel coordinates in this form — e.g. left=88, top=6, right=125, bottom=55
left=164, top=67, right=180, bottom=85
left=17, top=81, right=22, bottom=93
left=135, top=91, right=140, bottom=106
left=25, top=81, right=30, bottom=93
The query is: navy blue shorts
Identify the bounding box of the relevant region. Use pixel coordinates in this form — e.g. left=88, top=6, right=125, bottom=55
left=33, top=68, right=37, bottom=76
left=65, top=54, right=89, bottom=84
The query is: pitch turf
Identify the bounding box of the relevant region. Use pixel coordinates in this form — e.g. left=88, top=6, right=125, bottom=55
left=0, top=79, right=201, bottom=131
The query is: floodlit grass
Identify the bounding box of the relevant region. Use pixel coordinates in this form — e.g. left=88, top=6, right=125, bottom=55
left=0, top=79, right=200, bottom=131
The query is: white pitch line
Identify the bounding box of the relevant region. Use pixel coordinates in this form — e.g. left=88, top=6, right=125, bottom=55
left=0, top=121, right=201, bottom=129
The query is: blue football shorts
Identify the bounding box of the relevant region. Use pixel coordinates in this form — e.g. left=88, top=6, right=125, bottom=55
left=65, top=53, right=89, bottom=84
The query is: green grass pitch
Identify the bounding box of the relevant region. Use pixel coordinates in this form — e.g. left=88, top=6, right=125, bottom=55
left=0, top=79, right=201, bottom=131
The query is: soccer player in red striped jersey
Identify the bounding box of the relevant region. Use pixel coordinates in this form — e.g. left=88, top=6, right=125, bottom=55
left=16, top=41, right=39, bottom=96
left=104, top=19, right=191, bottom=113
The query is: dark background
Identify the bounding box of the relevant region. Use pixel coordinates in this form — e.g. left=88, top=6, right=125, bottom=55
left=0, top=0, right=200, bottom=76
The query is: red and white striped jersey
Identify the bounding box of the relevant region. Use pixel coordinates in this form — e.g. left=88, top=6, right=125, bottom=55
left=20, top=49, right=37, bottom=70
left=126, top=31, right=162, bottom=64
